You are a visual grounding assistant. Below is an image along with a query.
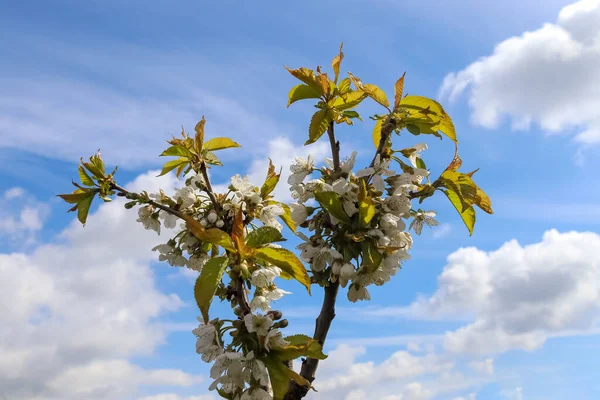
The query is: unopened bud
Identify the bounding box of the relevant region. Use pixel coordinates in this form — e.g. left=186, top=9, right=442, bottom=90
left=273, top=319, right=288, bottom=329
left=215, top=219, right=224, bottom=228
left=267, top=310, right=283, bottom=321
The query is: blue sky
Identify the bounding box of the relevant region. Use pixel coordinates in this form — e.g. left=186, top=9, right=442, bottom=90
left=2, top=1, right=600, bottom=399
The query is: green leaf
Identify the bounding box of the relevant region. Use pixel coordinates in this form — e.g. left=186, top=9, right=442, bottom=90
left=78, top=165, right=95, bottom=187
left=194, top=256, right=229, bottom=323
left=264, top=354, right=312, bottom=400
left=334, top=90, right=367, bottom=110
left=182, top=215, right=236, bottom=252
left=202, top=150, right=223, bottom=166
left=337, top=77, right=351, bottom=95
left=306, top=109, right=332, bottom=145
left=246, top=226, right=285, bottom=248
left=363, top=83, right=390, bottom=109
left=287, top=84, right=321, bottom=107
left=278, top=203, right=297, bottom=232
left=416, top=157, right=427, bottom=170
left=284, top=66, right=325, bottom=96
left=361, top=239, right=383, bottom=273
left=372, top=118, right=383, bottom=148
left=400, top=95, right=457, bottom=142
left=158, top=158, right=188, bottom=177
left=76, top=191, right=96, bottom=225
left=160, top=145, right=192, bottom=158
left=277, top=334, right=327, bottom=361
left=203, top=137, right=241, bottom=152
left=81, top=161, right=105, bottom=179
left=406, top=124, right=420, bottom=135
left=254, top=247, right=311, bottom=293
left=444, top=188, right=476, bottom=236
left=57, top=190, right=91, bottom=204
left=314, top=191, right=350, bottom=224
left=89, top=153, right=106, bottom=176
left=358, top=181, right=375, bottom=228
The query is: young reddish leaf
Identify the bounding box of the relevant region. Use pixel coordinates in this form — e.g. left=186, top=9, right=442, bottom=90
left=393, top=72, right=406, bottom=110
left=331, top=42, right=344, bottom=83
left=194, top=117, right=206, bottom=153
left=284, top=66, right=325, bottom=96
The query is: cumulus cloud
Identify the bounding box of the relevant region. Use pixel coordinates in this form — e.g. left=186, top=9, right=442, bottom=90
left=0, top=171, right=208, bottom=400
left=308, top=344, right=485, bottom=400
left=439, top=0, right=600, bottom=144
left=403, top=229, right=600, bottom=354
left=0, top=186, right=50, bottom=246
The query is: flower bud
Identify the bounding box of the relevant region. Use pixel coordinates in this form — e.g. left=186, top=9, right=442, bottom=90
left=200, top=218, right=208, bottom=227
left=207, top=210, right=218, bottom=223
left=340, top=263, right=355, bottom=279
left=273, top=319, right=288, bottom=329
left=267, top=310, right=283, bottom=321
left=215, top=219, right=224, bottom=228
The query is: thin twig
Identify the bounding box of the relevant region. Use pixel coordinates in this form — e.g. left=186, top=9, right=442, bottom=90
left=111, top=184, right=184, bottom=219
left=200, top=163, right=221, bottom=212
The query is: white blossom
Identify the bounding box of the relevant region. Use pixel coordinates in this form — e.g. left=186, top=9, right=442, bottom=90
left=380, top=213, right=406, bottom=234
left=187, top=254, right=209, bottom=271
left=244, top=313, right=273, bottom=336
left=340, top=262, right=356, bottom=279
left=326, top=151, right=356, bottom=174
left=348, top=284, right=370, bottom=302
left=288, top=155, right=314, bottom=185
left=407, top=142, right=428, bottom=167
left=409, top=210, right=439, bottom=235
left=251, top=267, right=281, bottom=288
left=260, top=204, right=284, bottom=231
left=174, top=186, right=197, bottom=209
left=136, top=205, right=160, bottom=234
left=264, top=329, right=289, bottom=352
left=243, top=351, right=269, bottom=387
left=265, top=288, right=291, bottom=301
left=250, top=295, right=271, bottom=312
left=289, top=203, right=308, bottom=225
left=383, top=194, right=411, bottom=216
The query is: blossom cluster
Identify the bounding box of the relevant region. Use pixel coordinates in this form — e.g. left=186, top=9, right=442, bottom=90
left=288, top=143, right=438, bottom=302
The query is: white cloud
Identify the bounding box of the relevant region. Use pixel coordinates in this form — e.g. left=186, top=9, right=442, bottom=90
left=0, top=187, right=50, bottom=245
left=0, top=38, right=299, bottom=168
left=0, top=171, right=209, bottom=400
left=402, top=229, right=600, bottom=354
left=432, top=223, right=452, bottom=239
left=311, top=344, right=465, bottom=400
left=137, top=395, right=216, bottom=400
left=439, top=0, right=600, bottom=144
left=501, top=387, right=524, bottom=400
left=468, top=359, right=494, bottom=375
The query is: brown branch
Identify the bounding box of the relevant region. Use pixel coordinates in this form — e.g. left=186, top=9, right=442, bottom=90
left=285, top=121, right=341, bottom=400
left=199, top=162, right=221, bottom=212
left=112, top=184, right=184, bottom=219
left=233, top=276, right=252, bottom=316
